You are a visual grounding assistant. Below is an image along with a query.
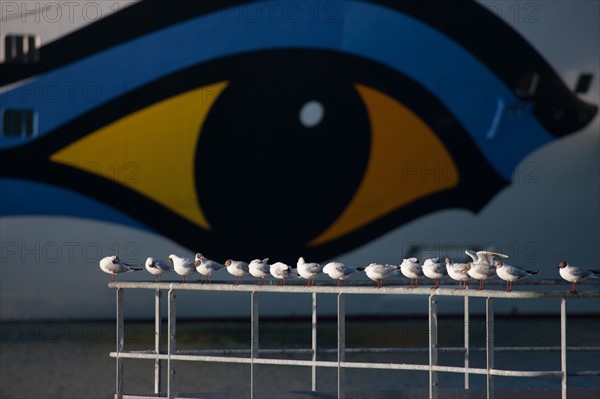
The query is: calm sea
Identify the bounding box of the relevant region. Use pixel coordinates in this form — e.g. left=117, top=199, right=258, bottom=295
left=1, top=316, right=599, bottom=398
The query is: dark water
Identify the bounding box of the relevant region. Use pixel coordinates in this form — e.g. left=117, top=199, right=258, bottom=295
left=1, top=317, right=599, bottom=398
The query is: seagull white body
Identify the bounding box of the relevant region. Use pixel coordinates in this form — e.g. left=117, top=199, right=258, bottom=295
left=169, top=254, right=196, bottom=282
left=558, top=261, right=600, bottom=293
left=400, top=257, right=423, bottom=288
left=145, top=257, right=171, bottom=282
left=99, top=255, right=142, bottom=282
left=495, top=261, right=538, bottom=292
left=195, top=253, right=225, bottom=284
left=322, top=262, right=356, bottom=286
left=270, top=262, right=295, bottom=286
left=422, top=257, right=445, bottom=289
left=224, top=259, right=249, bottom=285
left=358, top=263, right=399, bottom=288
left=249, top=258, right=270, bottom=285
left=445, top=257, right=470, bottom=289
left=466, top=250, right=509, bottom=290
left=297, top=257, right=323, bottom=287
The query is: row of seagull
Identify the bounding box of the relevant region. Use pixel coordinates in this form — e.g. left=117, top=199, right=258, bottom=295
left=99, top=250, right=600, bottom=293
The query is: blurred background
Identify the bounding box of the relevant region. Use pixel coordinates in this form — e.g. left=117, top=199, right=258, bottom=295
left=1, top=1, right=599, bottom=398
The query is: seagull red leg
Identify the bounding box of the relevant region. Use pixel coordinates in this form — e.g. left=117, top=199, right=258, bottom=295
left=478, top=280, right=485, bottom=291
left=570, top=281, right=577, bottom=294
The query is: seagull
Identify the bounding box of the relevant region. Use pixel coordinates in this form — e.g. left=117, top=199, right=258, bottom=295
left=358, top=263, right=399, bottom=288
left=224, top=259, right=249, bottom=285
left=322, top=261, right=357, bottom=286
left=145, top=257, right=171, bottom=282
left=169, top=254, right=196, bottom=282
left=270, top=262, right=296, bottom=286
left=422, top=257, right=446, bottom=289
left=99, top=255, right=142, bottom=282
left=445, top=257, right=470, bottom=289
left=195, top=253, right=225, bottom=284
left=249, top=258, right=270, bottom=285
left=400, top=257, right=424, bottom=288
left=465, top=250, right=509, bottom=290
left=297, top=257, right=323, bottom=287
left=494, top=260, right=538, bottom=292
left=557, top=261, right=600, bottom=293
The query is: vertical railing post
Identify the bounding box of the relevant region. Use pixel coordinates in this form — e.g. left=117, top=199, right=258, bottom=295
left=486, top=297, right=494, bottom=399
left=337, top=293, right=345, bottom=399
left=312, top=292, right=318, bottom=392
left=251, top=291, right=259, bottom=399
left=154, top=289, right=162, bottom=395
left=167, top=289, right=176, bottom=399
left=464, top=295, right=470, bottom=389
left=116, top=288, right=124, bottom=399
left=429, top=295, right=438, bottom=399
left=561, top=298, right=567, bottom=399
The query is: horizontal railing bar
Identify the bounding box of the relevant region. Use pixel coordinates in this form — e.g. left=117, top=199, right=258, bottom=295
left=569, top=371, right=600, bottom=377
left=489, top=369, right=562, bottom=377
left=108, top=281, right=600, bottom=298
left=166, top=346, right=600, bottom=355
left=121, top=396, right=167, bottom=399
left=109, top=352, right=596, bottom=378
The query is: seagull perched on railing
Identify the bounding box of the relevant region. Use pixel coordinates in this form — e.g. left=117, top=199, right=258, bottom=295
left=322, top=262, right=357, bottom=286
left=358, top=263, right=399, bottom=288
left=465, top=250, right=508, bottom=290
left=557, top=261, right=600, bottom=293
left=297, top=257, right=323, bottom=287
left=422, top=257, right=446, bottom=289
left=224, top=259, right=249, bottom=285
left=270, top=262, right=298, bottom=286
left=249, top=258, right=270, bottom=286
left=400, top=257, right=424, bottom=288
left=145, top=257, right=171, bottom=282
left=445, top=257, right=470, bottom=289
left=99, top=255, right=142, bottom=282
left=494, top=261, right=538, bottom=292
left=195, top=253, right=225, bottom=284
left=169, top=254, right=196, bottom=282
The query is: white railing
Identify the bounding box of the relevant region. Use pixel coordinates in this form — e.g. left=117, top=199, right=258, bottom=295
left=108, top=280, right=600, bottom=399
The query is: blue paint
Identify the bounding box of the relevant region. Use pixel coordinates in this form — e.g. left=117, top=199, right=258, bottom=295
left=0, top=178, right=153, bottom=231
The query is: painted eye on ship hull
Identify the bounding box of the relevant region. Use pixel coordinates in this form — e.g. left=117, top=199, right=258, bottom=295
left=1, top=1, right=595, bottom=262
left=1, top=50, right=501, bottom=261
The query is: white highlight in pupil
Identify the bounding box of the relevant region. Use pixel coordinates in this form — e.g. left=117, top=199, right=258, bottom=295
left=299, top=100, right=324, bottom=128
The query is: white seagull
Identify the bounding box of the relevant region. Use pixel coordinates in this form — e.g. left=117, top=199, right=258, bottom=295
left=494, top=260, right=538, bottom=292
left=557, top=261, right=600, bottom=293
left=445, top=257, right=470, bottom=289
left=465, top=250, right=509, bottom=290
left=297, top=257, right=323, bottom=287
left=249, top=258, right=270, bottom=286
left=169, top=254, right=196, bottom=282
left=224, top=259, right=249, bottom=285
left=358, top=263, right=399, bottom=288
left=99, top=255, right=142, bottom=282
left=145, top=257, right=171, bottom=282
left=195, top=253, right=225, bottom=284
left=400, top=257, right=424, bottom=288
left=422, top=257, right=446, bottom=289
left=322, top=262, right=357, bottom=286
left=270, top=262, right=296, bottom=286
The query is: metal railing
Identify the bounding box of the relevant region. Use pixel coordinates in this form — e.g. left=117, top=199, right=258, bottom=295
left=108, top=280, right=600, bottom=399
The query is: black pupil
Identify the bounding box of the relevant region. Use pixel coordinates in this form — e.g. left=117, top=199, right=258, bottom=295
left=196, top=52, right=371, bottom=254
